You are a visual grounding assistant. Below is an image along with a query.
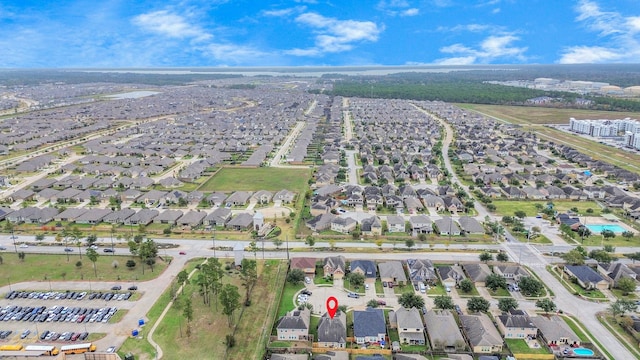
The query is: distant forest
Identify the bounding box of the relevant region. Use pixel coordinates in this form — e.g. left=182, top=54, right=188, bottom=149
left=322, top=64, right=640, bottom=112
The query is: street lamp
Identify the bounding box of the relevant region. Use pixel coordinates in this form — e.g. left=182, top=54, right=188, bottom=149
left=212, top=229, right=216, bottom=258
left=11, top=227, right=16, bottom=253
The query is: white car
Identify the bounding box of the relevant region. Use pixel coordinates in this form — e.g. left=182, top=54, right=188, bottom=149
left=19, top=243, right=28, bottom=248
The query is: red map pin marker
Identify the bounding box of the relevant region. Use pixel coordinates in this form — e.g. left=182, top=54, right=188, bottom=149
left=326, top=296, right=338, bottom=319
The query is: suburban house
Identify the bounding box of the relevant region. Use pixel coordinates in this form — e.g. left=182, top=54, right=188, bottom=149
left=424, top=310, right=466, bottom=352
left=306, top=213, right=336, bottom=232
left=361, top=216, right=382, bottom=236
left=226, top=213, right=254, bottom=231
left=532, top=315, right=581, bottom=347
left=378, top=261, right=408, bottom=286
left=323, top=256, right=346, bottom=280
left=203, top=208, right=232, bottom=227
left=494, top=265, right=530, bottom=284
left=350, top=260, right=377, bottom=283
left=409, top=215, right=432, bottom=234
left=386, top=215, right=406, bottom=233
left=290, top=257, right=317, bottom=275
left=460, top=313, right=504, bottom=354
left=597, top=262, right=639, bottom=289
left=153, top=210, right=183, bottom=225
left=407, top=259, right=438, bottom=285
left=564, top=265, right=610, bottom=290
left=331, top=217, right=357, bottom=234
left=463, top=263, right=492, bottom=287
left=438, top=265, right=466, bottom=289
left=353, top=308, right=386, bottom=345
left=457, top=217, right=485, bottom=234
left=316, top=311, right=347, bottom=349
left=495, top=309, right=538, bottom=339
left=276, top=308, right=311, bottom=341
left=225, top=191, right=252, bottom=206
left=392, top=307, right=425, bottom=345
left=434, top=217, right=461, bottom=236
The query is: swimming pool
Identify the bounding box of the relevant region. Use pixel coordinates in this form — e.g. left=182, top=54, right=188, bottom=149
left=573, top=347, right=594, bottom=356
left=586, top=224, right=627, bottom=233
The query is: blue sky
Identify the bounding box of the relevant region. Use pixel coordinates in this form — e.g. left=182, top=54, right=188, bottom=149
left=0, top=0, right=639, bottom=68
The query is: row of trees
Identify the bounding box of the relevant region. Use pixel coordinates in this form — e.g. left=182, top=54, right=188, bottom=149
left=394, top=292, right=556, bottom=314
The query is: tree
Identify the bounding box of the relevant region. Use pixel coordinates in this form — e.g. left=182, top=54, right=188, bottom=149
left=86, top=248, right=99, bottom=277
left=498, top=298, right=519, bottom=313
left=183, top=297, right=193, bottom=337
left=126, top=260, right=136, bottom=269
left=602, top=229, right=616, bottom=239
left=589, top=249, right=613, bottom=264
left=467, top=297, right=490, bottom=313
left=405, top=238, right=415, bottom=250
left=625, top=252, right=640, bottom=263
left=18, top=252, right=25, bottom=262
left=272, top=238, right=283, bottom=249
left=562, top=249, right=585, bottom=265
left=496, top=252, right=509, bottom=262
left=220, top=284, right=241, bottom=327
left=609, top=299, right=637, bottom=317
left=603, top=244, right=616, bottom=253
left=72, top=227, right=83, bottom=259
left=459, top=279, right=473, bottom=293
left=398, top=292, right=425, bottom=309
left=514, top=210, right=527, bottom=219
left=287, top=269, right=306, bottom=285
left=138, top=238, right=159, bottom=274
left=622, top=231, right=634, bottom=240
left=577, top=226, right=592, bottom=239
left=535, top=298, right=556, bottom=314
left=367, top=299, right=380, bottom=308
left=375, top=239, right=383, bottom=250
left=479, top=252, right=493, bottom=263
left=248, top=241, right=258, bottom=260
left=518, top=277, right=544, bottom=297
left=35, top=234, right=45, bottom=242
left=434, top=295, right=454, bottom=310
left=305, top=235, right=315, bottom=250
left=347, top=272, right=365, bottom=289
left=485, top=274, right=507, bottom=292
left=617, top=277, right=637, bottom=296
left=240, top=258, right=258, bottom=306
left=177, top=270, right=189, bottom=287
left=85, top=234, right=98, bottom=246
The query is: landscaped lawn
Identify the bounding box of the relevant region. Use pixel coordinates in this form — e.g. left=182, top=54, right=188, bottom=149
left=0, top=253, right=168, bottom=287
left=488, top=287, right=512, bottom=297
left=198, top=167, right=311, bottom=193
left=505, top=339, right=550, bottom=354
left=277, top=280, right=306, bottom=318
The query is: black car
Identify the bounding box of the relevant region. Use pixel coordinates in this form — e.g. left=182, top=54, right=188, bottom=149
left=301, top=289, right=312, bottom=296
left=111, top=285, right=121, bottom=291
left=40, top=330, right=49, bottom=340
left=103, top=248, right=114, bottom=253
left=128, top=285, right=138, bottom=291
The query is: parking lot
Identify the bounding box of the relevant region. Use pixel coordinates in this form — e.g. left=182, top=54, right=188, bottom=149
left=0, top=289, right=137, bottom=347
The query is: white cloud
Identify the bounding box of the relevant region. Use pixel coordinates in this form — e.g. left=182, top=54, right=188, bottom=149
left=286, top=12, right=382, bottom=56
left=437, top=34, right=527, bottom=64
left=377, top=0, right=419, bottom=16
left=559, top=0, right=640, bottom=63
left=262, top=7, right=305, bottom=17
left=437, top=24, right=498, bottom=33
left=132, top=10, right=211, bottom=41
left=203, top=43, right=268, bottom=64
left=402, top=8, right=419, bottom=16
left=433, top=56, right=477, bottom=65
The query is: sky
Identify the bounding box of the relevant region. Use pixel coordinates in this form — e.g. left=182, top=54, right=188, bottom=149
left=0, top=0, right=639, bottom=68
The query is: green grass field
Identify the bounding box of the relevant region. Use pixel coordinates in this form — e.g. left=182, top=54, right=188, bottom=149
left=120, top=259, right=286, bottom=360
left=198, top=167, right=311, bottom=193
left=491, top=200, right=602, bottom=217
left=0, top=253, right=168, bottom=287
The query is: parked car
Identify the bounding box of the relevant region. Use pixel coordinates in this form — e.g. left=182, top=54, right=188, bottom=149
left=103, top=248, right=114, bottom=253
left=454, top=305, right=462, bottom=315
left=0, top=246, right=6, bottom=250
left=64, top=248, right=74, bottom=252
left=128, top=285, right=138, bottom=291
left=304, top=277, right=311, bottom=284
left=377, top=300, right=386, bottom=306
left=106, top=346, right=116, bottom=353
left=111, top=285, right=121, bottom=291
left=179, top=251, right=186, bottom=255
left=301, top=289, right=312, bottom=296
left=347, top=292, right=359, bottom=298
left=19, top=243, right=28, bottom=248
